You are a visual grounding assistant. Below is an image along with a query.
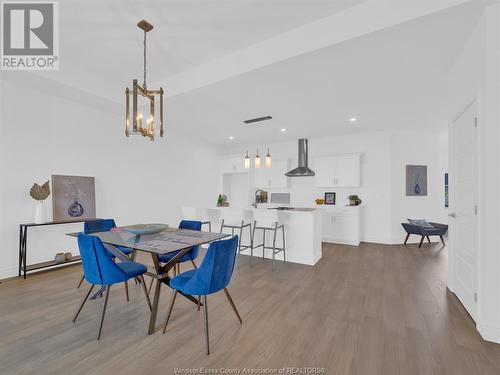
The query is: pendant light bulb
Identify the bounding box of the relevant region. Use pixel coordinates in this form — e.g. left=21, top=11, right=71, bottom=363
left=255, top=149, right=261, bottom=169
left=244, top=150, right=250, bottom=169
left=265, top=148, right=272, bottom=168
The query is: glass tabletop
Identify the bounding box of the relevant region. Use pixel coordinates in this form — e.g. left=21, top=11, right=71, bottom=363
left=67, top=227, right=230, bottom=255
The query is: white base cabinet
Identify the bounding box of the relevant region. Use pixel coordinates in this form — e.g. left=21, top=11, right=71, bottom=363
left=320, top=207, right=360, bottom=246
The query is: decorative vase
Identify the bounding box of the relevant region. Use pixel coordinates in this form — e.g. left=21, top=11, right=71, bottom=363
left=34, top=201, right=46, bottom=224
left=68, top=198, right=84, bottom=217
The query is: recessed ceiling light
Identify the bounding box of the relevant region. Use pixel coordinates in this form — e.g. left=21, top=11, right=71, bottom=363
left=281, top=128, right=287, bottom=132
left=349, top=117, right=357, bottom=123
left=228, top=136, right=235, bottom=140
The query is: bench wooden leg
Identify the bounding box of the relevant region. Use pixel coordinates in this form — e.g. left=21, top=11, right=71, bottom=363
left=440, top=235, right=445, bottom=246
left=404, top=233, right=410, bottom=244
left=419, top=236, right=425, bottom=248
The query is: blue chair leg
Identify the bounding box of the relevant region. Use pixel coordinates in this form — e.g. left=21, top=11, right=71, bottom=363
left=97, top=285, right=111, bottom=340
left=223, top=288, right=242, bottom=324
left=202, top=295, right=210, bottom=355
left=73, top=284, right=95, bottom=322
left=124, top=281, right=129, bottom=302
left=77, top=274, right=85, bottom=289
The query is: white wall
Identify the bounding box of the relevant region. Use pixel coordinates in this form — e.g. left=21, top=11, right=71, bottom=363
left=390, top=130, right=449, bottom=242
left=447, top=3, right=500, bottom=343
left=0, top=80, right=218, bottom=279
left=222, top=129, right=447, bottom=244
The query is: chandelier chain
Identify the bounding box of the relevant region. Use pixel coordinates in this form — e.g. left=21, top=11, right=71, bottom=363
left=143, top=30, right=147, bottom=88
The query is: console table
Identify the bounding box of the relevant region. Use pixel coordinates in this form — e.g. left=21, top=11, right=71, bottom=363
left=19, top=219, right=96, bottom=279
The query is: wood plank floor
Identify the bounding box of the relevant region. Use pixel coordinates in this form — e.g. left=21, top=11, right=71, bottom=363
left=2, top=242, right=500, bottom=375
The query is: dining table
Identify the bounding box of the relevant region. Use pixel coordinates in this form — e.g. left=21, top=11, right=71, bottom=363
left=67, top=225, right=229, bottom=334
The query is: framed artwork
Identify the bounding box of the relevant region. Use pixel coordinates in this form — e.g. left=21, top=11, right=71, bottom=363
left=406, top=165, right=427, bottom=196
left=52, top=175, right=96, bottom=221
left=324, top=192, right=336, bottom=205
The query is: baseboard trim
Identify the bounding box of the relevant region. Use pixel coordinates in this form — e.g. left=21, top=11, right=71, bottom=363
left=323, top=239, right=360, bottom=246
left=361, top=237, right=398, bottom=245
left=0, top=267, right=18, bottom=281
left=477, top=323, right=500, bottom=344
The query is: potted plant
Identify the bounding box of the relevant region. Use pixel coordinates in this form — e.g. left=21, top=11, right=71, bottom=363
left=30, top=181, right=50, bottom=223
left=348, top=194, right=362, bottom=206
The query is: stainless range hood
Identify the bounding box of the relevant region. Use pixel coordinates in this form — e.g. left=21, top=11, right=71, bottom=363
left=285, top=139, right=315, bottom=177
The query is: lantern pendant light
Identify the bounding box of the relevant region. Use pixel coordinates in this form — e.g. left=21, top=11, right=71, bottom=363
left=125, top=20, right=164, bottom=141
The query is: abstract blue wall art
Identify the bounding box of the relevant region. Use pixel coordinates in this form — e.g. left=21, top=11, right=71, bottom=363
left=52, top=175, right=96, bottom=221
left=406, top=165, right=428, bottom=196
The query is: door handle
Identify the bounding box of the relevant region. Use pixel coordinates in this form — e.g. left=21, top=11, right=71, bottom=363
left=448, top=213, right=456, bottom=218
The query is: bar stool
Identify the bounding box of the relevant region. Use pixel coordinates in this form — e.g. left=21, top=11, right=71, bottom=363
left=252, top=209, right=286, bottom=270
left=183, top=207, right=212, bottom=232
left=219, top=209, right=253, bottom=259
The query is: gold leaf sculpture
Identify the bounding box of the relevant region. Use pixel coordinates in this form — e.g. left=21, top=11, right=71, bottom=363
left=30, top=181, right=50, bottom=201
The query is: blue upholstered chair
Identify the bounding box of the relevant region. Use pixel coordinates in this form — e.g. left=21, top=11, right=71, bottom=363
left=77, top=219, right=134, bottom=292
left=147, top=220, right=202, bottom=294
left=162, top=235, right=242, bottom=355
left=72, top=234, right=152, bottom=340
left=159, top=220, right=202, bottom=268
left=84, top=219, right=133, bottom=255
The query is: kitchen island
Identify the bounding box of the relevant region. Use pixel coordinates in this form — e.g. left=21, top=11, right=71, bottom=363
left=188, top=207, right=322, bottom=266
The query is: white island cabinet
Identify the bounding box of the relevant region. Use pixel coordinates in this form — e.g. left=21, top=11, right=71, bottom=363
left=270, top=209, right=322, bottom=265
left=187, top=207, right=322, bottom=266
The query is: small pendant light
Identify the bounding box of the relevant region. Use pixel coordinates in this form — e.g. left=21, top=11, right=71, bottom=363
left=244, top=150, right=250, bottom=169
left=255, top=149, right=261, bottom=169
left=265, top=148, right=272, bottom=168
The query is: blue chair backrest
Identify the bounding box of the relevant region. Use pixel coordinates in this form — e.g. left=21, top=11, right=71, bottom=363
left=77, top=233, right=127, bottom=285
left=182, top=236, right=238, bottom=295
left=84, top=219, right=116, bottom=234
left=179, top=220, right=202, bottom=259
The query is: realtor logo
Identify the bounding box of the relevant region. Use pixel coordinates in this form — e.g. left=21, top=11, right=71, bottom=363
left=1, top=1, right=59, bottom=70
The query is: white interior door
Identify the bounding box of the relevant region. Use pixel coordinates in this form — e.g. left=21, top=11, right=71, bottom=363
left=449, top=101, right=478, bottom=321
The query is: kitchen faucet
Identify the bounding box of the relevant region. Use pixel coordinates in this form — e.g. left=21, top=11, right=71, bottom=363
left=253, top=190, right=266, bottom=208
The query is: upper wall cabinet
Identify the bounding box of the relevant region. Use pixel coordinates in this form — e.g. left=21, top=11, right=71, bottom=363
left=220, top=157, right=247, bottom=174
left=253, top=159, right=289, bottom=188
left=314, top=154, right=361, bottom=187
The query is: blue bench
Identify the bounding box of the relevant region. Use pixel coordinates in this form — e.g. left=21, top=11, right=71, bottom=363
left=401, top=222, right=448, bottom=247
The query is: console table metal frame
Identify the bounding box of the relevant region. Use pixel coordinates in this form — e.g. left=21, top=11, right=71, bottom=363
left=19, top=219, right=98, bottom=279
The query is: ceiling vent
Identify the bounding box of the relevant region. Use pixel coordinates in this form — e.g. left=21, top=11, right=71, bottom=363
left=243, top=116, right=272, bottom=124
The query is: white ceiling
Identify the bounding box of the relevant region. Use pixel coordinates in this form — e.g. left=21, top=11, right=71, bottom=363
left=34, top=0, right=368, bottom=100
left=2, top=0, right=491, bottom=148
left=165, top=1, right=485, bottom=148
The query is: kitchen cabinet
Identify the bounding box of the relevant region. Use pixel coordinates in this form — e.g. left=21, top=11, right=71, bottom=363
left=320, top=207, right=360, bottom=246
left=314, top=154, right=361, bottom=187
left=253, top=159, right=289, bottom=188
left=220, top=157, right=247, bottom=174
